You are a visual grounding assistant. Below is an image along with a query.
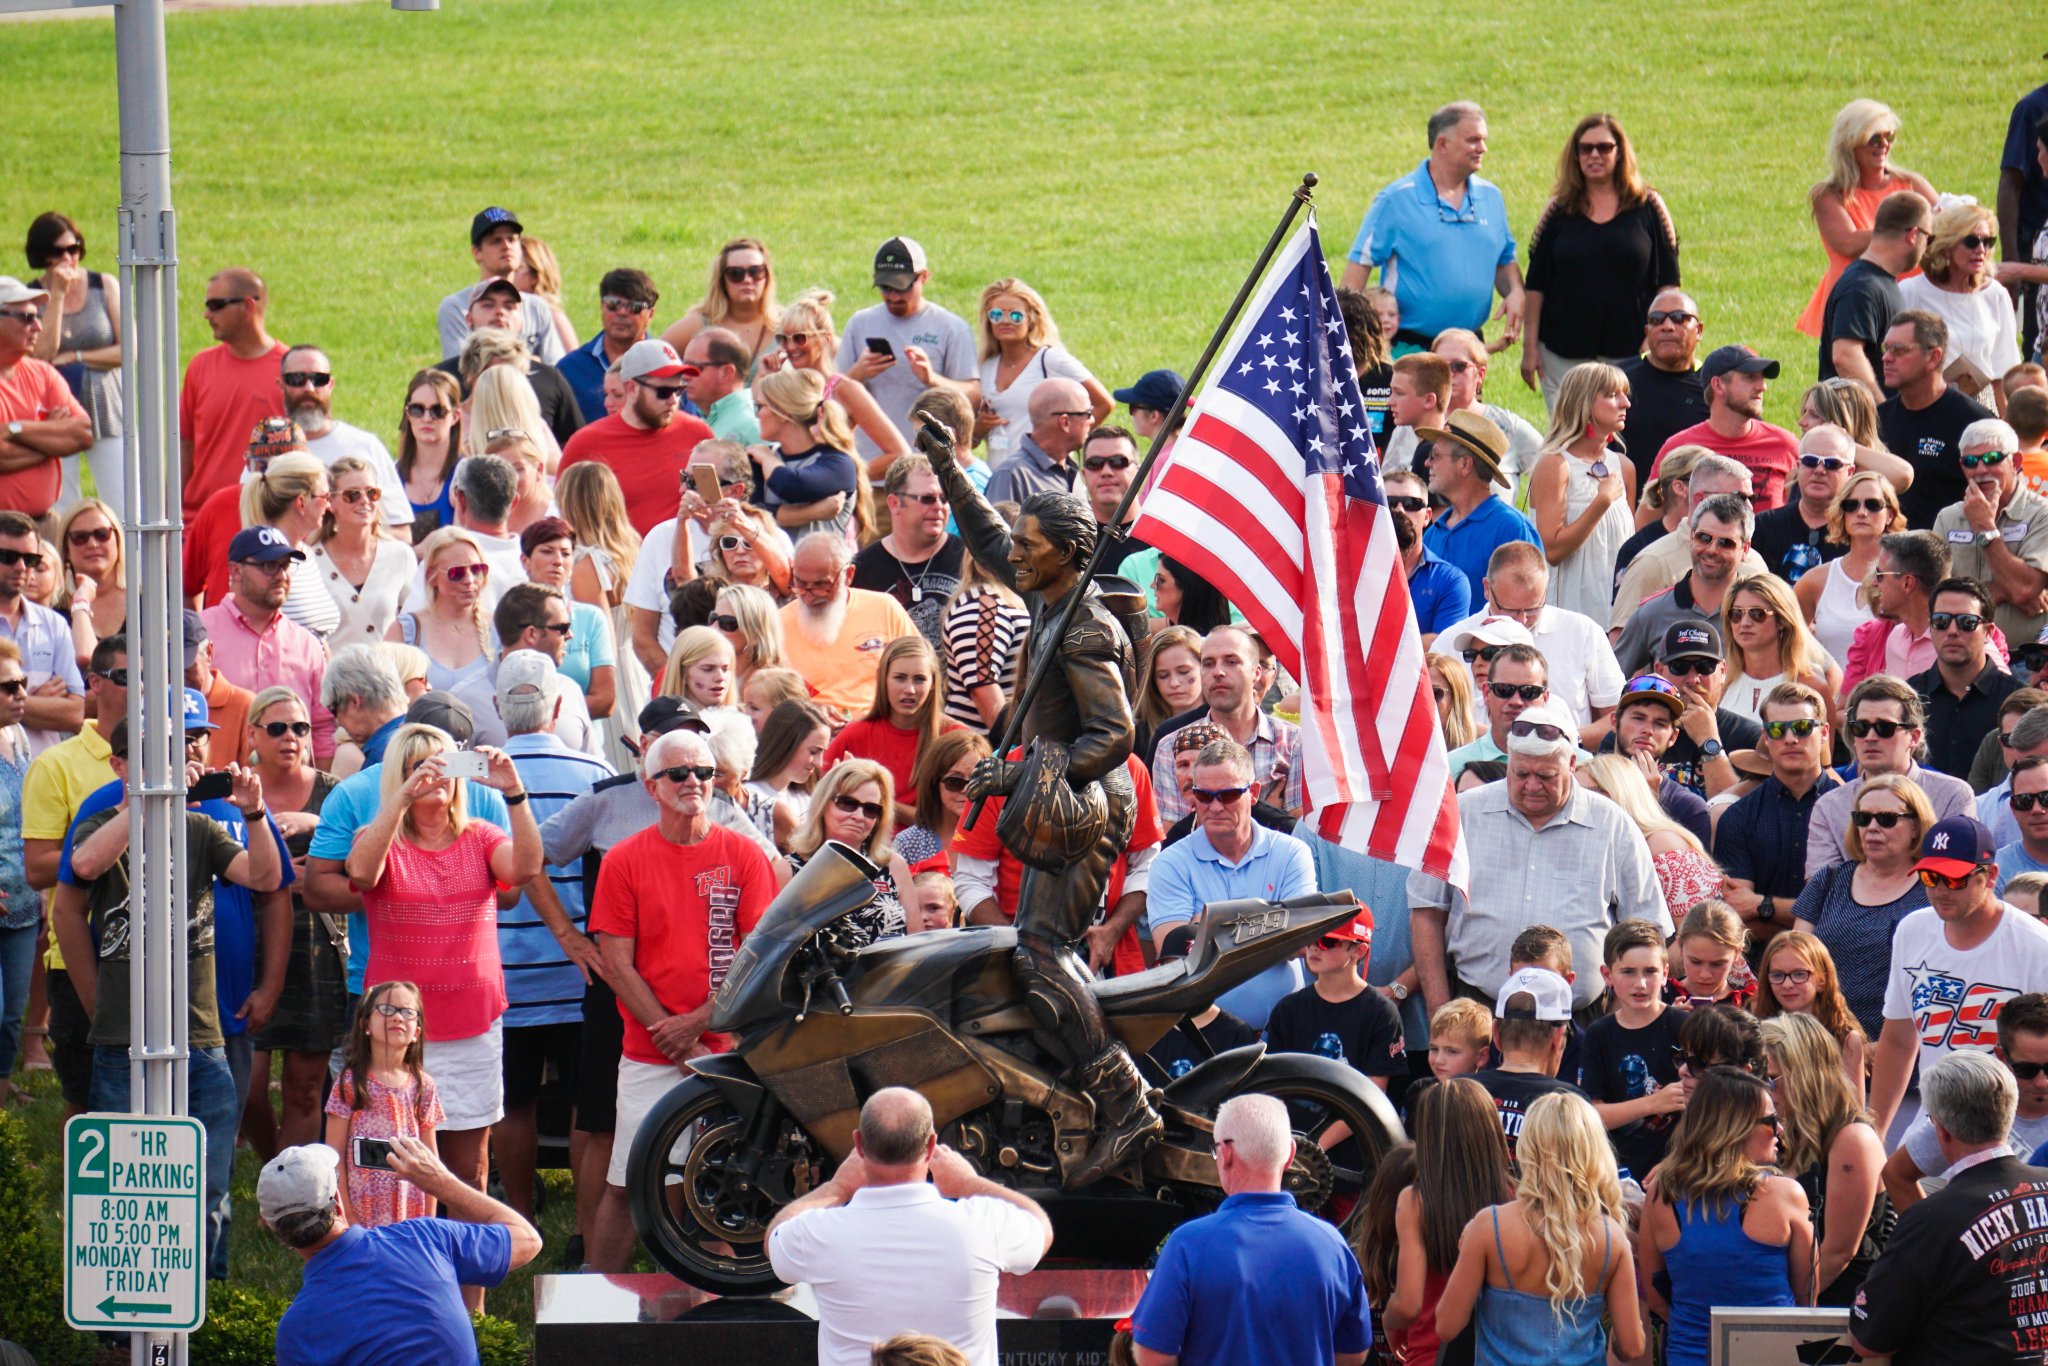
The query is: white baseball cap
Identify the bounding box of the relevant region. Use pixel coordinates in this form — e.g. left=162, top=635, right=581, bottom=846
left=1442, top=616, right=1534, bottom=655
left=1494, top=966, right=1574, bottom=1022
left=496, top=647, right=558, bottom=710
left=619, top=338, right=692, bottom=383
left=257, top=1143, right=341, bottom=1221
left=0, top=277, right=50, bottom=308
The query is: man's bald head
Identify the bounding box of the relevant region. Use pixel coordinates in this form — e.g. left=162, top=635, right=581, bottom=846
left=212, top=267, right=266, bottom=309
left=1027, top=378, right=1088, bottom=427
left=857, top=1087, right=935, bottom=1167
left=1800, top=423, right=1855, bottom=461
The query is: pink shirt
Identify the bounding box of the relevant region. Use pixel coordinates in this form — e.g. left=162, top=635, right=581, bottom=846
left=199, top=597, right=336, bottom=759
left=358, top=822, right=511, bottom=1041
left=1883, top=619, right=1935, bottom=682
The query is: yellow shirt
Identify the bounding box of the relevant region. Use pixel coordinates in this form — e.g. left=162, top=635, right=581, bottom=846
left=778, top=588, right=919, bottom=716
left=21, top=725, right=115, bottom=970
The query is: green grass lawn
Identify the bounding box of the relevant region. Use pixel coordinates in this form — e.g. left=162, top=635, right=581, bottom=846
left=0, top=0, right=2037, bottom=449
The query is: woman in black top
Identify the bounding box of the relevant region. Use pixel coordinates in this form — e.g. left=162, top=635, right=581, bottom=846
left=1520, top=114, right=1681, bottom=411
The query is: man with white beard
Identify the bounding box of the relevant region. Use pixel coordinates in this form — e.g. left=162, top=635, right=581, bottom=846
left=777, top=531, right=917, bottom=717
left=276, top=344, right=414, bottom=531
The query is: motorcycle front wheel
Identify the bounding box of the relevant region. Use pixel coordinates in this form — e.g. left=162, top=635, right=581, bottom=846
left=625, top=1075, right=817, bottom=1293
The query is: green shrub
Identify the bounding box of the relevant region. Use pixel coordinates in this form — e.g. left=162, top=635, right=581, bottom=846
left=473, top=1312, right=528, bottom=1366
left=189, top=1284, right=290, bottom=1366
left=0, top=1107, right=94, bottom=1365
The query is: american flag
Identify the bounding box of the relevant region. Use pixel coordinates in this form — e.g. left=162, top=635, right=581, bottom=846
left=1129, top=216, right=1467, bottom=887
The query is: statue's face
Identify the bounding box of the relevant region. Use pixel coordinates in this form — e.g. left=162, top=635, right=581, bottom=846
left=1009, top=515, right=1074, bottom=596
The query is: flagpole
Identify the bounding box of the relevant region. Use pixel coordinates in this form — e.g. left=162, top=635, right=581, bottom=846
left=928, top=171, right=1321, bottom=826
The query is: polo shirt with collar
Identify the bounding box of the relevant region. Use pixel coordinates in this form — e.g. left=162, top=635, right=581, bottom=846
left=1345, top=157, right=1517, bottom=340
left=0, top=594, right=86, bottom=756
left=983, top=433, right=1077, bottom=505
left=1422, top=494, right=1541, bottom=603
left=1147, top=822, right=1317, bottom=1028
left=1714, top=769, right=1841, bottom=904
left=199, top=598, right=336, bottom=761
left=1611, top=574, right=1718, bottom=677
left=1883, top=619, right=1936, bottom=682
left=1911, top=658, right=2026, bottom=780
left=1444, top=732, right=1505, bottom=778
left=704, top=387, right=761, bottom=446
left=1609, top=527, right=1769, bottom=633
left=1407, top=545, right=1472, bottom=637
left=1151, top=707, right=1305, bottom=823
left=1806, top=762, right=1977, bottom=876
left=766, top=1180, right=1047, bottom=1366
left=1933, top=484, right=2048, bottom=645
left=555, top=331, right=618, bottom=426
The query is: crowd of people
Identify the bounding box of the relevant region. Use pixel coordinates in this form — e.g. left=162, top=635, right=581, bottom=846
left=0, top=81, right=2047, bottom=1366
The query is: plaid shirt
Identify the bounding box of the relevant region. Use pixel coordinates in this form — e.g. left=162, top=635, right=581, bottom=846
left=1152, top=707, right=1304, bottom=823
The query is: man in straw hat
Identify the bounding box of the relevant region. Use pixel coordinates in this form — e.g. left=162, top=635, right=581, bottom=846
left=1418, top=408, right=1540, bottom=600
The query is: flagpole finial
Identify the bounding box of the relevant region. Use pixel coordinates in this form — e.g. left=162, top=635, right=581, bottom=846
left=1299, top=172, right=1319, bottom=197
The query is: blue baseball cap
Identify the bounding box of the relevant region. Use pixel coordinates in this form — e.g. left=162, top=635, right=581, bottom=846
left=1916, top=815, right=1997, bottom=879
left=228, top=525, right=305, bottom=565
left=182, top=687, right=217, bottom=732
left=1112, top=368, right=1187, bottom=413
left=470, top=206, right=522, bottom=247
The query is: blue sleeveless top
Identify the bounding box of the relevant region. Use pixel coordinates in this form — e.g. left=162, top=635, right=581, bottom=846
left=1473, top=1206, right=1610, bottom=1366
left=1661, top=1192, right=1796, bottom=1366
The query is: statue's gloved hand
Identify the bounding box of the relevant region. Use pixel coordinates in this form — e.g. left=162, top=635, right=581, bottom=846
left=966, top=755, right=1019, bottom=802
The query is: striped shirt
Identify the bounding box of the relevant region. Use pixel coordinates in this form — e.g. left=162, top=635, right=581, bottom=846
left=500, top=731, right=615, bottom=1028
left=942, top=588, right=1028, bottom=734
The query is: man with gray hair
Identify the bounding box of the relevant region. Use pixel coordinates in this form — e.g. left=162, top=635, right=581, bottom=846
left=1610, top=451, right=1766, bottom=635
left=777, top=529, right=917, bottom=716
left=1340, top=101, right=1522, bottom=351
left=1129, top=1093, right=1372, bottom=1366
left=765, top=1087, right=1052, bottom=1366
left=1409, top=700, right=1665, bottom=1017
left=1611, top=492, right=1755, bottom=674
left=984, top=376, right=1093, bottom=504
left=1932, top=416, right=2048, bottom=647
left=403, top=452, right=527, bottom=616
left=1851, top=1048, right=2048, bottom=1365
left=318, top=643, right=408, bottom=767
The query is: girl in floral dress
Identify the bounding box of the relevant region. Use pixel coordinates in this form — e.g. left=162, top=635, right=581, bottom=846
left=324, top=980, right=444, bottom=1225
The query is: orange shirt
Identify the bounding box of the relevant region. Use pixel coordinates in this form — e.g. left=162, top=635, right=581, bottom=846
left=178, top=342, right=286, bottom=519
left=2021, top=448, right=2048, bottom=503
left=0, top=356, right=86, bottom=517
left=778, top=589, right=919, bottom=717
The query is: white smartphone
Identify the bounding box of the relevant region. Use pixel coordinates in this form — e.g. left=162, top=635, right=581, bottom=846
left=440, top=750, right=490, bottom=781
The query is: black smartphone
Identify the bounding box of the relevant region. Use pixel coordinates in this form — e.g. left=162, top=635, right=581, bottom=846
left=865, top=337, right=895, bottom=358
left=352, top=1136, right=395, bottom=1171
left=189, top=771, right=233, bottom=803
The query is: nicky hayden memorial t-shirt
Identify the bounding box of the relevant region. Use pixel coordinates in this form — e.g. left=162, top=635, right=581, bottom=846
left=1882, top=905, right=2048, bottom=1081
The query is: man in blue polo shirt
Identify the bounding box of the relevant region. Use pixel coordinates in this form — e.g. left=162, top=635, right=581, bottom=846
left=1146, top=738, right=1317, bottom=1029
left=1385, top=468, right=1469, bottom=642
left=1340, top=101, right=1523, bottom=348
left=1130, top=1093, right=1371, bottom=1366
left=1420, top=409, right=1540, bottom=601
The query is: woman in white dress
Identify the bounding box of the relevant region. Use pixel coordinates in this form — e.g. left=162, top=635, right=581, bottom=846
left=1527, top=362, right=1636, bottom=621
left=309, top=457, right=415, bottom=648
left=1723, top=573, right=1843, bottom=735
left=1899, top=200, right=2022, bottom=417
left=1795, top=470, right=1903, bottom=667
left=244, top=452, right=341, bottom=641
left=973, top=277, right=1112, bottom=468
left=557, top=461, right=646, bottom=772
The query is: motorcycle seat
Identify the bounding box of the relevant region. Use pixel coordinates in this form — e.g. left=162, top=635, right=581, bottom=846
left=1091, top=955, right=1191, bottom=1006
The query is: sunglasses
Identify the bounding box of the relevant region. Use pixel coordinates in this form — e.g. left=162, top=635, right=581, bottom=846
left=1488, top=681, right=1545, bottom=702
left=538, top=621, right=573, bottom=638
left=716, top=535, right=747, bottom=552
left=1959, top=450, right=2010, bottom=470
left=1918, top=866, right=1988, bottom=890
left=282, top=371, right=331, bottom=388
left=1387, top=495, right=1428, bottom=513
left=2012, top=791, right=2048, bottom=813
left=49, top=241, right=84, bottom=259
left=1662, top=658, right=1718, bottom=677
left=1314, top=935, right=1360, bottom=951
left=1672, top=1049, right=1720, bottom=1073
left=0, top=679, right=24, bottom=698
left=340, top=487, right=382, bottom=506
left=1842, top=497, right=1889, bottom=515
left=372, top=1002, right=421, bottom=1023
left=986, top=308, right=1027, bottom=324
left=2012, top=1061, right=2048, bottom=1082
left=1192, top=785, right=1250, bottom=806
left=1691, top=531, right=1741, bottom=552
left=1083, top=456, right=1132, bottom=473
left=1727, top=606, right=1776, bottom=625
left=443, top=563, right=489, bottom=582
left=1799, top=454, right=1847, bottom=471
left=1577, top=140, right=1618, bottom=156
left=894, top=491, right=946, bottom=506
left=635, top=382, right=683, bottom=401
left=0, top=309, right=41, bottom=325
left=771, top=332, right=819, bottom=349
left=1847, top=718, right=1905, bottom=738
left=1431, top=686, right=1448, bottom=703
left=657, top=764, right=716, bottom=785
left=722, top=264, right=768, bottom=284
left=939, top=774, right=972, bottom=793
left=0, top=548, right=45, bottom=568
left=1757, top=1113, right=1784, bottom=1134
left=601, top=295, right=653, bottom=313
left=1461, top=644, right=1508, bottom=664
left=1959, top=234, right=1998, bottom=251
left=1767, top=969, right=1813, bottom=986
left=405, top=402, right=451, bottom=420
left=1508, top=719, right=1569, bottom=742
left=710, top=613, right=742, bottom=632
left=1930, top=612, right=1986, bottom=633
left=1851, top=809, right=1911, bottom=827
left=260, top=720, right=312, bottom=738
left=1646, top=309, right=1697, bottom=327
left=1763, top=718, right=1821, bottom=740
left=95, top=668, right=129, bottom=687
left=831, top=792, right=886, bottom=821
left=66, top=525, right=116, bottom=547
left=1446, top=358, right=1482, bottom=375
left=202, top=296, right=246, bottom=312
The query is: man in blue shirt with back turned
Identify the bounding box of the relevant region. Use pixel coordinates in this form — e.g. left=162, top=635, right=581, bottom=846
left=1131, top=1093, right=1371, bottom=1366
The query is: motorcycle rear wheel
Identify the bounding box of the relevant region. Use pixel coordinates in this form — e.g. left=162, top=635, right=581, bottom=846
left=1239, top=1055, right=1403, bottom=1239
left=625, top=1076, right=814, bottom=1293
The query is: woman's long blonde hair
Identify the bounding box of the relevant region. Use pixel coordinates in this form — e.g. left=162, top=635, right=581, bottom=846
left=1921, top=201, right=1998, bottom=289
left=1577, top=753, right=1708, bottom=856
left=464, top=365, right=558, bottom=463
left=1537, top=362, right=1629, bottom=459
left=758, top=368, right=873, bottom=542
left=714, top=583, right=784, bottom=674
left=1824, top=469, right=1901, bottom=547
left=976, top=277, right=1059, bottom=361
left=1724, top=573, right=1828, bottom=690
left=1760, top=1013, right=1866, bottom=1176
left=789, top=757, right=895, bottom=861
left=660, top=624, right=737, bottom=706
left=1514, top=1093, right=1624, bottom=1321
left=314, top=456, right=392, bottom=546
left=415, top=526, right=491, bottom=651
left=696, top=237, right=779, bottom=332
left=776, top=290, right=841, bottom=374
left=1656, top=1067, right=1776, bottom=1212
left=240, top=451, right=329, bottom=533
left=377, top=723, right=468, bottom=840
left=862, top=635, right=947, bottom=744
left=1813, top=99, right=1913, bottom=201
left=554, top=460, right=639, bottom=587
left=1804, top=378, right=1887, bottom=452
left=1427, top=652, right=1478, bottom=749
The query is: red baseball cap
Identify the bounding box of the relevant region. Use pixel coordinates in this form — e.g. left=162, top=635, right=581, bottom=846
left=1318, top=908, right=1375, bottom=946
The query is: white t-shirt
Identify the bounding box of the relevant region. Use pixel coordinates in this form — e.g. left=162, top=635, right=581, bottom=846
left=1897, top=274, right=2023, bottom=394
left=1434, top=603, right=1623, bottom=726
left=977, top=345, right=1094, bottom=469
left=767, top=1182, right=1045, bottom=1366
left=1883, top=905, right=2048, bottom=1080
left=1901, top=1105, right=2048, bottom=1178
left=304, top=420, right=414, bottom=529
left=835, top=302, right=978, bottom=459
left=621, top=516, right=795, bottom=658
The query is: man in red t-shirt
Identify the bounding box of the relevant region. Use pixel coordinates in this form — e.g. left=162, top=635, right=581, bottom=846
left=585, top=727, right=776, bottom=1270
left=558, top=338, right=716, bottom=536
left=0, top=277, right=91, bottom=522
left=178, top=268, right=287, bottom=520
left=1651, top=345, right=1800, bottom=511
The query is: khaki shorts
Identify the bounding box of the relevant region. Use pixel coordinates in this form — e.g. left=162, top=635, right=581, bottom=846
left=608, top=1056, right=694, bottom=1187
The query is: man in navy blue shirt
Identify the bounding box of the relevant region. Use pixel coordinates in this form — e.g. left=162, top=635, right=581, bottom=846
left=1131, top=1093, right=1371, bottom=1366
left=556, top=267, right=659, bottom=423
left=1385, top=468, right=1470, bottom=643
left=265, top=1138, right=539, bottom=1366
left=1713, top=680, right=1839, bottom=951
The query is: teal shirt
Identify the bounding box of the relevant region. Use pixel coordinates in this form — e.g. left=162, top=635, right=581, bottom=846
left=706, top=389, right=761, bottom=446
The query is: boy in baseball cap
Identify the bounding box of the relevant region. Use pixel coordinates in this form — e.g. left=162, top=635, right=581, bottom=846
left=1264, top=907, right=1407, bottom=1092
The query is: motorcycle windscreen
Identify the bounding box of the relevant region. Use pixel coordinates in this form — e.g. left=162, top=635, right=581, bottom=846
left=711, top=840, right=882, bottom=1035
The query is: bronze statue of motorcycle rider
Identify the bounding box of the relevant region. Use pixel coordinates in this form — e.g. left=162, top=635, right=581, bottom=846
left=916, top=422, right=1164, bottom=1186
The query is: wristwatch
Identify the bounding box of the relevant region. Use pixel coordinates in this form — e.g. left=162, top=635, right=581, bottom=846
left=1700, top=738, right=1725, bottom=759
left=1975, top=529, right=1998, bottom=548
left=1389, top=982, right=1410, bottom=1002
left=1758, top=896, right=1778, bottom=924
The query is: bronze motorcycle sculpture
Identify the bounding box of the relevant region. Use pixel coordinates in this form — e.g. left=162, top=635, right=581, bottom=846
left=625, top=841, right=1404, bottom=1292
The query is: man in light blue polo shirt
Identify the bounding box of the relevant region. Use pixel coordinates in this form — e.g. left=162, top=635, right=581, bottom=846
left=1147, top=738, right=1317, bottom=1029
left=1340, top=101, right=1524, bottom=347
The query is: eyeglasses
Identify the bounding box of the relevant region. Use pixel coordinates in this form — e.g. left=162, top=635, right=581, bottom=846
left=406, top=402, right=451, bottom=419
left=635, top=381, right=684, bottom=401
left=0, top=679, right=25, bottom=698
left=1930, top=612, right=1986, bottom=633
left=1461, top=644, right=1509, bottom=664
left=282, top=371, right=331, bottom=388
left=1842, top=498, right=1888, bottom=515
left=1662, top=658, right=1718, bottom=678
left=831, top=792, right=886, bottom=821
left=722, top=264, right=768, bottom=284
left=95, top=668, right=130, bottom=687
left=339, top=487, right=382, bottom=506
left=893, top=492, right=946, bottom=506
left=1727, top=606, right=1776, bottom=625
left=1192, top=785, right=1250, bottom=806
left=790, top=573, right=842, bottom=594
left=2011, top=1061, right=2048, bottom=1082
left=260, top=720, right=312, bottom=738
left=1851, top=809, right=1910, bottom=827
left=1767, top=969, right=1813, bottom=987
left=1959, top=234, right=1998, bottom=251
left=1490, top=604, right=1544, bottom=625
left=238, top=558, right=292, bottom=578
left=771, top=332, right=819, bottom=349
left=1847, top=718, right=1905, bottom=738
left=372, top=1002, right=421, bottom=1023
left=939, top=774, right=972, bottom=793
left=202, top=296, right=246, bottom=312
left=1762, top=718, right=1821, bottom=740
left=1083, top=455, right=1132, bottom=472
left=1918, top=866, right=1988, bottom=890
left=1446, top=359, right=1482, bottom=375
left=657, top=764, right=716, bottom=785
left=1488, top=681, right=1545, bottom=702
left=443, top=563, right=489, bottom=582
left=1508, top=719, right=1569, bottom=742
left=986, top=308, right=1027, bottom=325
left=710, top=613, right=742, bottom=633
left=601, top=295, right=652, bottom=313
left=1053, top=410, right=1093, bottom=421
left=2012, top=791, right=2048, bottom=813
left=1691, top=531, right=1741, bottom=552
left=1879, top=343, right=1921, bottom=357
left=1647, top=309, right=1698, bottom=327
left=4, top=547, right=51, bottom=568
left=1577, top=140, right=1618, bottom=156
left=1799, top=454, right=1847, bottom=471
left=68, top=526, right=117, bottom=547
left=1387, top=495, right=1428, bottom=513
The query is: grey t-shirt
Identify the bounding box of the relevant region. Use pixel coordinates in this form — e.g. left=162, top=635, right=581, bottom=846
left=1903, top=1106, right=2048, bottom=1182
left=834, top=301, right=978, bottom=458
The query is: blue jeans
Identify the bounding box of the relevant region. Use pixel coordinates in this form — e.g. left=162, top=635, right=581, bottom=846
left=92, top=1043, right=239, bottom=1279
left=0, top=923, right=37, bottom=1079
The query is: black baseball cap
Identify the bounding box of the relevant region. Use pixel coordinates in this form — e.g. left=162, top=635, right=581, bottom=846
left=1658, top=619, right=1723, bottom=664
left=1699, top=344, right=1780, bottom=386
left=638, top=695, right=709, bottom=737
left=406, top=690, right=476, bottom=746
left=470, top=277, right=522, bottom=306
left=470, top=207, right=522, bottom=247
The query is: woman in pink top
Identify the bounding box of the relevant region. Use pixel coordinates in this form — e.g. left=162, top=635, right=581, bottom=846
left=346, top=722, right=542, bottom=1207
left=1795, top=99, right=1936, bottom=338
